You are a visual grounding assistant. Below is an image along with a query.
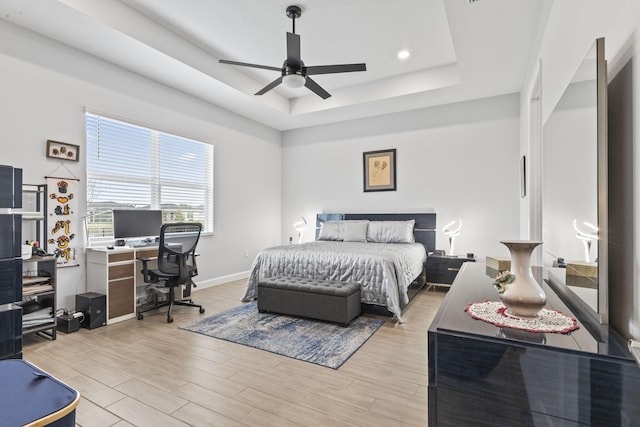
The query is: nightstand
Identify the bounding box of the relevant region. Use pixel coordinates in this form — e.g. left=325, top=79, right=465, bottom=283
left=426, top=254, right=476, bottom=287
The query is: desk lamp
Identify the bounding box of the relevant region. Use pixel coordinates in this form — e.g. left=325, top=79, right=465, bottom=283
left=573, top=219, right=598, bottom=263
left=82, top=209, right=112, bottom=247
left=442, top=219, right=462, bottom=256
left=294, top=217, right=307, bottom=244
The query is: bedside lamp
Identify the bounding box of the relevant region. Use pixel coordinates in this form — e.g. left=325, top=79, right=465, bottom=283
left=573, top=219, right=598, bottom=263
left=294, top=217, right=308, bottom=244
left=442, top=219, right=462, bottom=256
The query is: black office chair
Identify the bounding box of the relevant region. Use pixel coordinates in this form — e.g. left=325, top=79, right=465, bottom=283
left=137, top=222, right=205, bottom=323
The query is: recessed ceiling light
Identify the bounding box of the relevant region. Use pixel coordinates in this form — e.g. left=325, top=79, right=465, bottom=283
left=397, top=50, right=411, bottom=60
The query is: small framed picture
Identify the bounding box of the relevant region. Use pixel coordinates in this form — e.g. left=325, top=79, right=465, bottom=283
left=47, top=140, right=79, bottom=162
left=363, top=149, right=396, bottom=192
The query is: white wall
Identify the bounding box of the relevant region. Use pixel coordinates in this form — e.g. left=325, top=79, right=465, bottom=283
left=0, top=21, right=282, bottom=310
left=521, top=0, right=640, bottom=339
left=282, top=94, right=521, bottom=260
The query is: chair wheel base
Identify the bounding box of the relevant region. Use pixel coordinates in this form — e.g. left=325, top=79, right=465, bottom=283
left=138, top=313, right=144, bottom=320
left=167, top=315, right=173, bottom=323
left=199, top=307, right=205, bottom=314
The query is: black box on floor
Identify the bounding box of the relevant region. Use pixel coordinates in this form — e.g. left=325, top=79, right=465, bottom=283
left=57, top=314, right=80, bottom=333
left=75, top=292, right=106, bottom=329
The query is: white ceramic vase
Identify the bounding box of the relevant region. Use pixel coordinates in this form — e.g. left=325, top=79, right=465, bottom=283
left=498, top=240, right=546, bottom=318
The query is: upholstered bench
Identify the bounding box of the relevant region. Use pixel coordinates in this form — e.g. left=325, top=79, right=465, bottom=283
left=257, top=277, right=361, bottom=326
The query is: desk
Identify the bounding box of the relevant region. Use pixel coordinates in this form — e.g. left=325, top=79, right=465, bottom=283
left=86, top=246, right=162, bottom=324
left=0, top=359, right=79, bottom=426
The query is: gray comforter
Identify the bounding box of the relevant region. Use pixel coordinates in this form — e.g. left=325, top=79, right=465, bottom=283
left=241, top=241, right=427, bottom=320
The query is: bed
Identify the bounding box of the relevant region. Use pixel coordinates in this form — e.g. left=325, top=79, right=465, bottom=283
left=242, top=213, right=436, bottom=321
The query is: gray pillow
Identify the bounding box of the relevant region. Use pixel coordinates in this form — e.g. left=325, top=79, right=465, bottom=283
left=318, top=221, right=343, bottom=241
left=367, top=220, right=416, bottom=243
left=342, top=220, right=369, bottom=242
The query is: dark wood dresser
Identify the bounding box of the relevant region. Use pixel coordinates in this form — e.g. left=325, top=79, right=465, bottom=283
left=428, top=262, right=640, bottom=426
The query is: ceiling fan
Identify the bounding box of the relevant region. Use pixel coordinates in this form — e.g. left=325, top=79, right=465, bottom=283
left=219, top=5, right=366, bottom=99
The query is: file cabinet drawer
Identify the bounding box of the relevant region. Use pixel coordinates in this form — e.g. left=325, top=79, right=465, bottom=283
left=108, top=263, right=134, bottom=280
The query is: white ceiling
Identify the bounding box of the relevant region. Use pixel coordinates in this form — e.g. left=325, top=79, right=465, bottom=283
left=0, top=0, right=545, bottom=130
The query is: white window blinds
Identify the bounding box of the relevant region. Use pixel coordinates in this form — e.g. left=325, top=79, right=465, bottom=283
left=85, top=113, right=214, bottom=239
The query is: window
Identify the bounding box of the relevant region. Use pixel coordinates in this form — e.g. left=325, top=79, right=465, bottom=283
left=85, top=113, right=213, bottom=241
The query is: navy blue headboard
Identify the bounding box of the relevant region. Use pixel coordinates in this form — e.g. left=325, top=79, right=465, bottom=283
left=316, top=212, right=437, bottom=253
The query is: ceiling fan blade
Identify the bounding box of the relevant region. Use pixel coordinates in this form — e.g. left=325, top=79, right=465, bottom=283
left=304, top=77, right=331, bottom=99
left=305, top=63, right=367, bottom=75
left=286, top=32, right=301, bottom=66
left=255, top=76, right=283, bottom=95
left=219, top=59, right=282, bottom=72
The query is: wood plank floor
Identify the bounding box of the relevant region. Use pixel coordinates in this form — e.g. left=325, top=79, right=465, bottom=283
left=23, top=280, right=446, bottom=427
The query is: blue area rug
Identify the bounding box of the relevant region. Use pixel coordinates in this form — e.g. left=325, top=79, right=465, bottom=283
left=180, top=302, right=384, bottom=369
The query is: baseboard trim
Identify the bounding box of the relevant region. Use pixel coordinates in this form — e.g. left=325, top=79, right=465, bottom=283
left=195, top=271, right=249, bottom=290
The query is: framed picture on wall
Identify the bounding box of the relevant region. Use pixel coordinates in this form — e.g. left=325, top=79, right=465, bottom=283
left=363, top=149, right=396, bottom=192
left=46, top=140, right=80, bottom=162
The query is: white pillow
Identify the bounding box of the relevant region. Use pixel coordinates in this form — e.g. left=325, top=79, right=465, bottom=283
left=367, top=220, right=416, bottom=243
left=342, top=220, right=369, bottom=242
left=318, top=221, right=343, bottom=241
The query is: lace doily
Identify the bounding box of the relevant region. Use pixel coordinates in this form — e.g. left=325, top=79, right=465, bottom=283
left=464, top=300, right=579, bottom=334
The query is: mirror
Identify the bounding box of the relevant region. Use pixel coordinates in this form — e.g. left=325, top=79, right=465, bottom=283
left=542, top=38, right=608, bottom=325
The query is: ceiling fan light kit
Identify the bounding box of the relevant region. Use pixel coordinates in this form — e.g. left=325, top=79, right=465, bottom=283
left=219, top=5, right=366, bottom=99
left=283, top=73, right=306, bottom=88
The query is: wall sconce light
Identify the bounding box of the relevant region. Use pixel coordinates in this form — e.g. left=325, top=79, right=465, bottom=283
left=573, top=219, right=598, bottom=263
left=293, top=216, right=308, bottom=244
left=442, top=219, right=462, bottom=256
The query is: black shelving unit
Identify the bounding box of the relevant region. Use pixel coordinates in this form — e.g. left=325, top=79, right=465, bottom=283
left=19, top=184, right=56, bottom=340
left=21, top=184, right=47, bottom=252
left=0, top=165, right=23, bottom=359
left=20, top=255, right=57, bottom=340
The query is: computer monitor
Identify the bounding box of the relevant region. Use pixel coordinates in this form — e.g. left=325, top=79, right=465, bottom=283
left=112, top=209, right=162, bottom=240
